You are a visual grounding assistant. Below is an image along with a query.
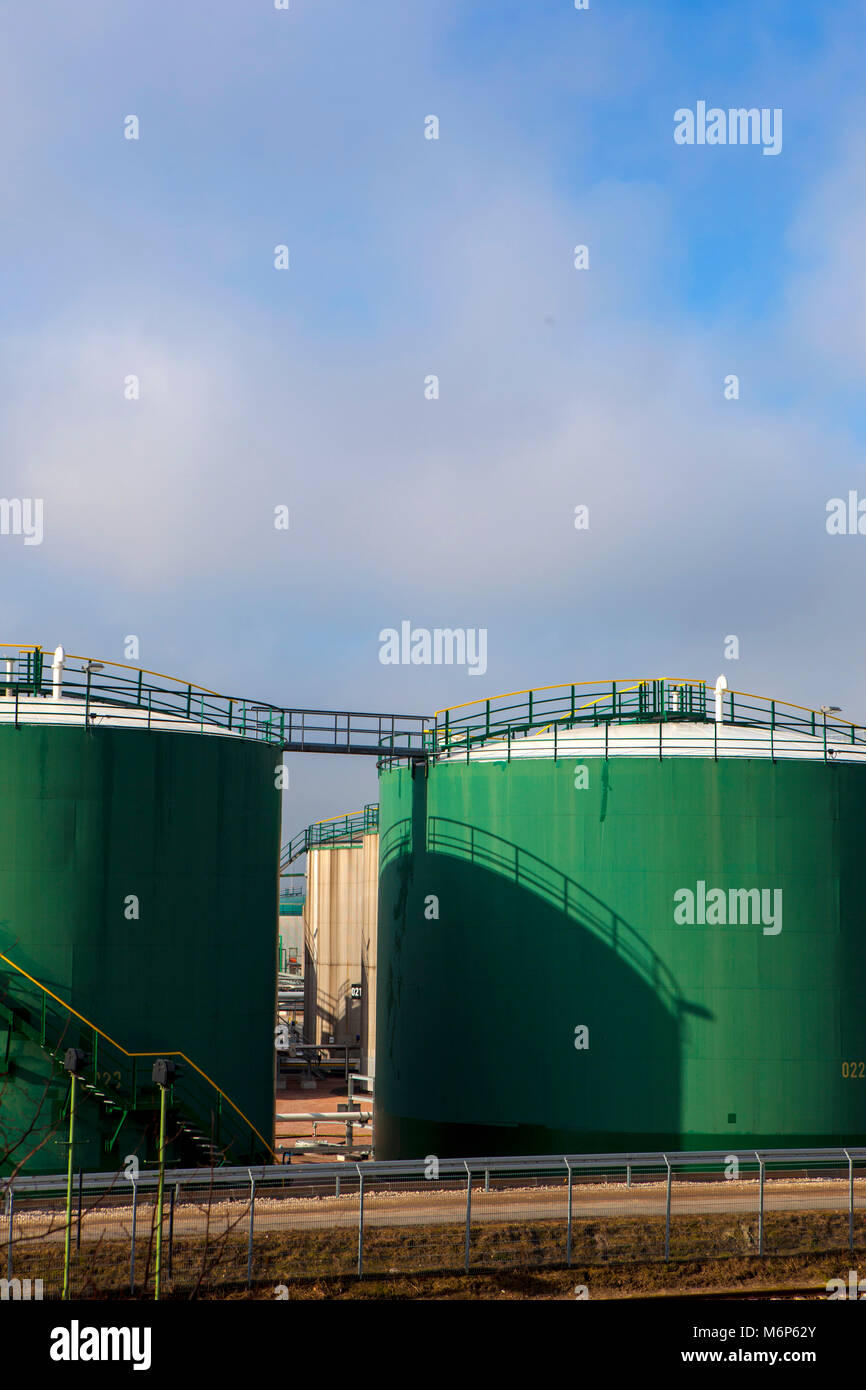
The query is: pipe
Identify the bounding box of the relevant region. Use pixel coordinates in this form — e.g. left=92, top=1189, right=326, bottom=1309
left=52, top=646, right=65, bottom=701
left=274, top=1112, right=370, bottom=1122
left=714, top=674, right=727, bottom=724
left=276, top=1109, right=371, bottom=1149
left=348, top=1074, right=375, bottom=1108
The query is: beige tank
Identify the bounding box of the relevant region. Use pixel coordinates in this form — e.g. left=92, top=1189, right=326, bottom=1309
left=302, top=832, right=378, bottom=1077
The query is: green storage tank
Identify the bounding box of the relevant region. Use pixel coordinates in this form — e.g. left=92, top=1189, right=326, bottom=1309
left=0, top=648, right=281, bottom=1176
left=375, top=677, right=866, bottom=1159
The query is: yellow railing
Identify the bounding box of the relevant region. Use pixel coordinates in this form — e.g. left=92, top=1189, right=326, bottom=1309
left=432, top=677, right=864, bottom=756
left=0, top=951, right=276, bottom=1162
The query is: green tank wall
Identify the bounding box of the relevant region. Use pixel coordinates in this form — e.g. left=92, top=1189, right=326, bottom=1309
left=0, top=725, right=280, bottom=1175
left=375, top=757, right=866, bottom=1159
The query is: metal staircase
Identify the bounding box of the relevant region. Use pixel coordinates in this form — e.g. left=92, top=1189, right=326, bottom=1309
left=280, top=803, right=379, bottom=872
left=0, top=952, right=274, bottom=1171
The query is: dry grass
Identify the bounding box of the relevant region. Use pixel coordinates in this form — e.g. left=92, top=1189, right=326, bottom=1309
left=7, top=1207, right=863, bottom=1301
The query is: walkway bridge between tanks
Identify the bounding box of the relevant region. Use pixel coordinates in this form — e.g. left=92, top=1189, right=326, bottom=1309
left=8, top=647, right=864, bottom=766
left=0, top=645, right=433, bottom=761
left=276, top=710, right=431, bottom=758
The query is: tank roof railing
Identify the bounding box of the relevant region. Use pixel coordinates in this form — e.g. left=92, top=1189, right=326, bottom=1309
left=0, top=645, right=431, bottom=758
left=4, top=647, right=861, bottom=766
left=280, top=804, right=379, bottom=871
left=426, top=676, right=866, bottom=762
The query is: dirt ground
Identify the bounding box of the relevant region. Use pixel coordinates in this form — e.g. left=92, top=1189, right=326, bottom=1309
left=5, top=1174, right=864, bottom=1245
left=275, top=1076, right=373, bottom=1157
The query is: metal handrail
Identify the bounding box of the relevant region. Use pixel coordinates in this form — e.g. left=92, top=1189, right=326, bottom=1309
left=0, top=950, right=276, bottom=1162
left=7, top=1145, right=866, bottom=1195
left=4, top=649, right=855, bottom=766
left=430, top=677, right=866, bottom=759
left=280, top=804, right=379, bottom=871
left=0, top=645, right=431, bottom=758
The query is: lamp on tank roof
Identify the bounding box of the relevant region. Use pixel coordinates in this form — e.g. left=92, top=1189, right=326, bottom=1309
left=81, top=660, right=104, bottom=725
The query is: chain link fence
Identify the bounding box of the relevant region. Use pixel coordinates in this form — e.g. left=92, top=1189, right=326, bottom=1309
left=3, top=1148, right=865, bottom=1298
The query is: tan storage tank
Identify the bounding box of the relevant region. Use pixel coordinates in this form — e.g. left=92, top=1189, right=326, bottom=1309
left=303, top=832, right=378, bottom=1077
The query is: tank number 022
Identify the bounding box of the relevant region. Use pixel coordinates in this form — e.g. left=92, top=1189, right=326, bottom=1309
left=842, top=1062, right=866, bottom=1078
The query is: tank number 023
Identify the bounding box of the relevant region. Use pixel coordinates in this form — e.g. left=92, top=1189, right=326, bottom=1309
left=842, top=1062, right=866, bottom=1078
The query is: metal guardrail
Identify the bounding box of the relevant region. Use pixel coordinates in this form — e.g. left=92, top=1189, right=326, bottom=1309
left=7, top=1146, right=866, bottom=1294
left=280, top=804, right=379, bottom=871
left=431, top=724, right=866, bottom=766
left=7, top=1146, right=865, bottom=1195
left=0, top=645, right=431, bottom=759
left=278, top=710, right=430, bottom=757
left=5, top=650, right=860, bottom=768
left=424, top=677, right=866, bottom=765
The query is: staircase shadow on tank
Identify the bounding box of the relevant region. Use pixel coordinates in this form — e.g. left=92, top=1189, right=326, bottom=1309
left=377, top=816, right=711, bottom=1159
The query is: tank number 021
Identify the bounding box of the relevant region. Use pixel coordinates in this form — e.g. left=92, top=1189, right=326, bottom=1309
left=842, top=1062, right=866, bottom=1078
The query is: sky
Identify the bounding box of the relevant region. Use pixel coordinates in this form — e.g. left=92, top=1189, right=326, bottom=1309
left=3, top=0, right=866, bottom=839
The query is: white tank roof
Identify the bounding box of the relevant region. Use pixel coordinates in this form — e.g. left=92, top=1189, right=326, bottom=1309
left=440, top=720, right=866, bottom=765
left=0, top=694, right=237, bottom=738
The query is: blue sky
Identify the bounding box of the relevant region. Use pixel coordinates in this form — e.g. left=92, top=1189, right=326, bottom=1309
left=3, top=0, right=866, bottom=834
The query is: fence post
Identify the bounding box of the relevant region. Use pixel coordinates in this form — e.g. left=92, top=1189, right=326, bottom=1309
left=168, top=1183, right=179, bottom=1280
left=664, top=1156, right=671, bottom=1262
left=626, top=1164, right=631, bottom=1189
left=246, top=1173, right=256, bottom=1289
left=845, top=1149, right=854, bottom=1255
left=565, top=1159, right=573, bottom=1267
left=6, top=1185, right=13, bottom=1280
left=464, top=1163, right=472, bottom=1274
left=356, top=1165, right=365, bottom=1278
left=130, top=1180, right=138, bottom=1295
left=77, top=1169, right=83, bottom=1253
left=756, top=1152, right=765, bottom=1256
